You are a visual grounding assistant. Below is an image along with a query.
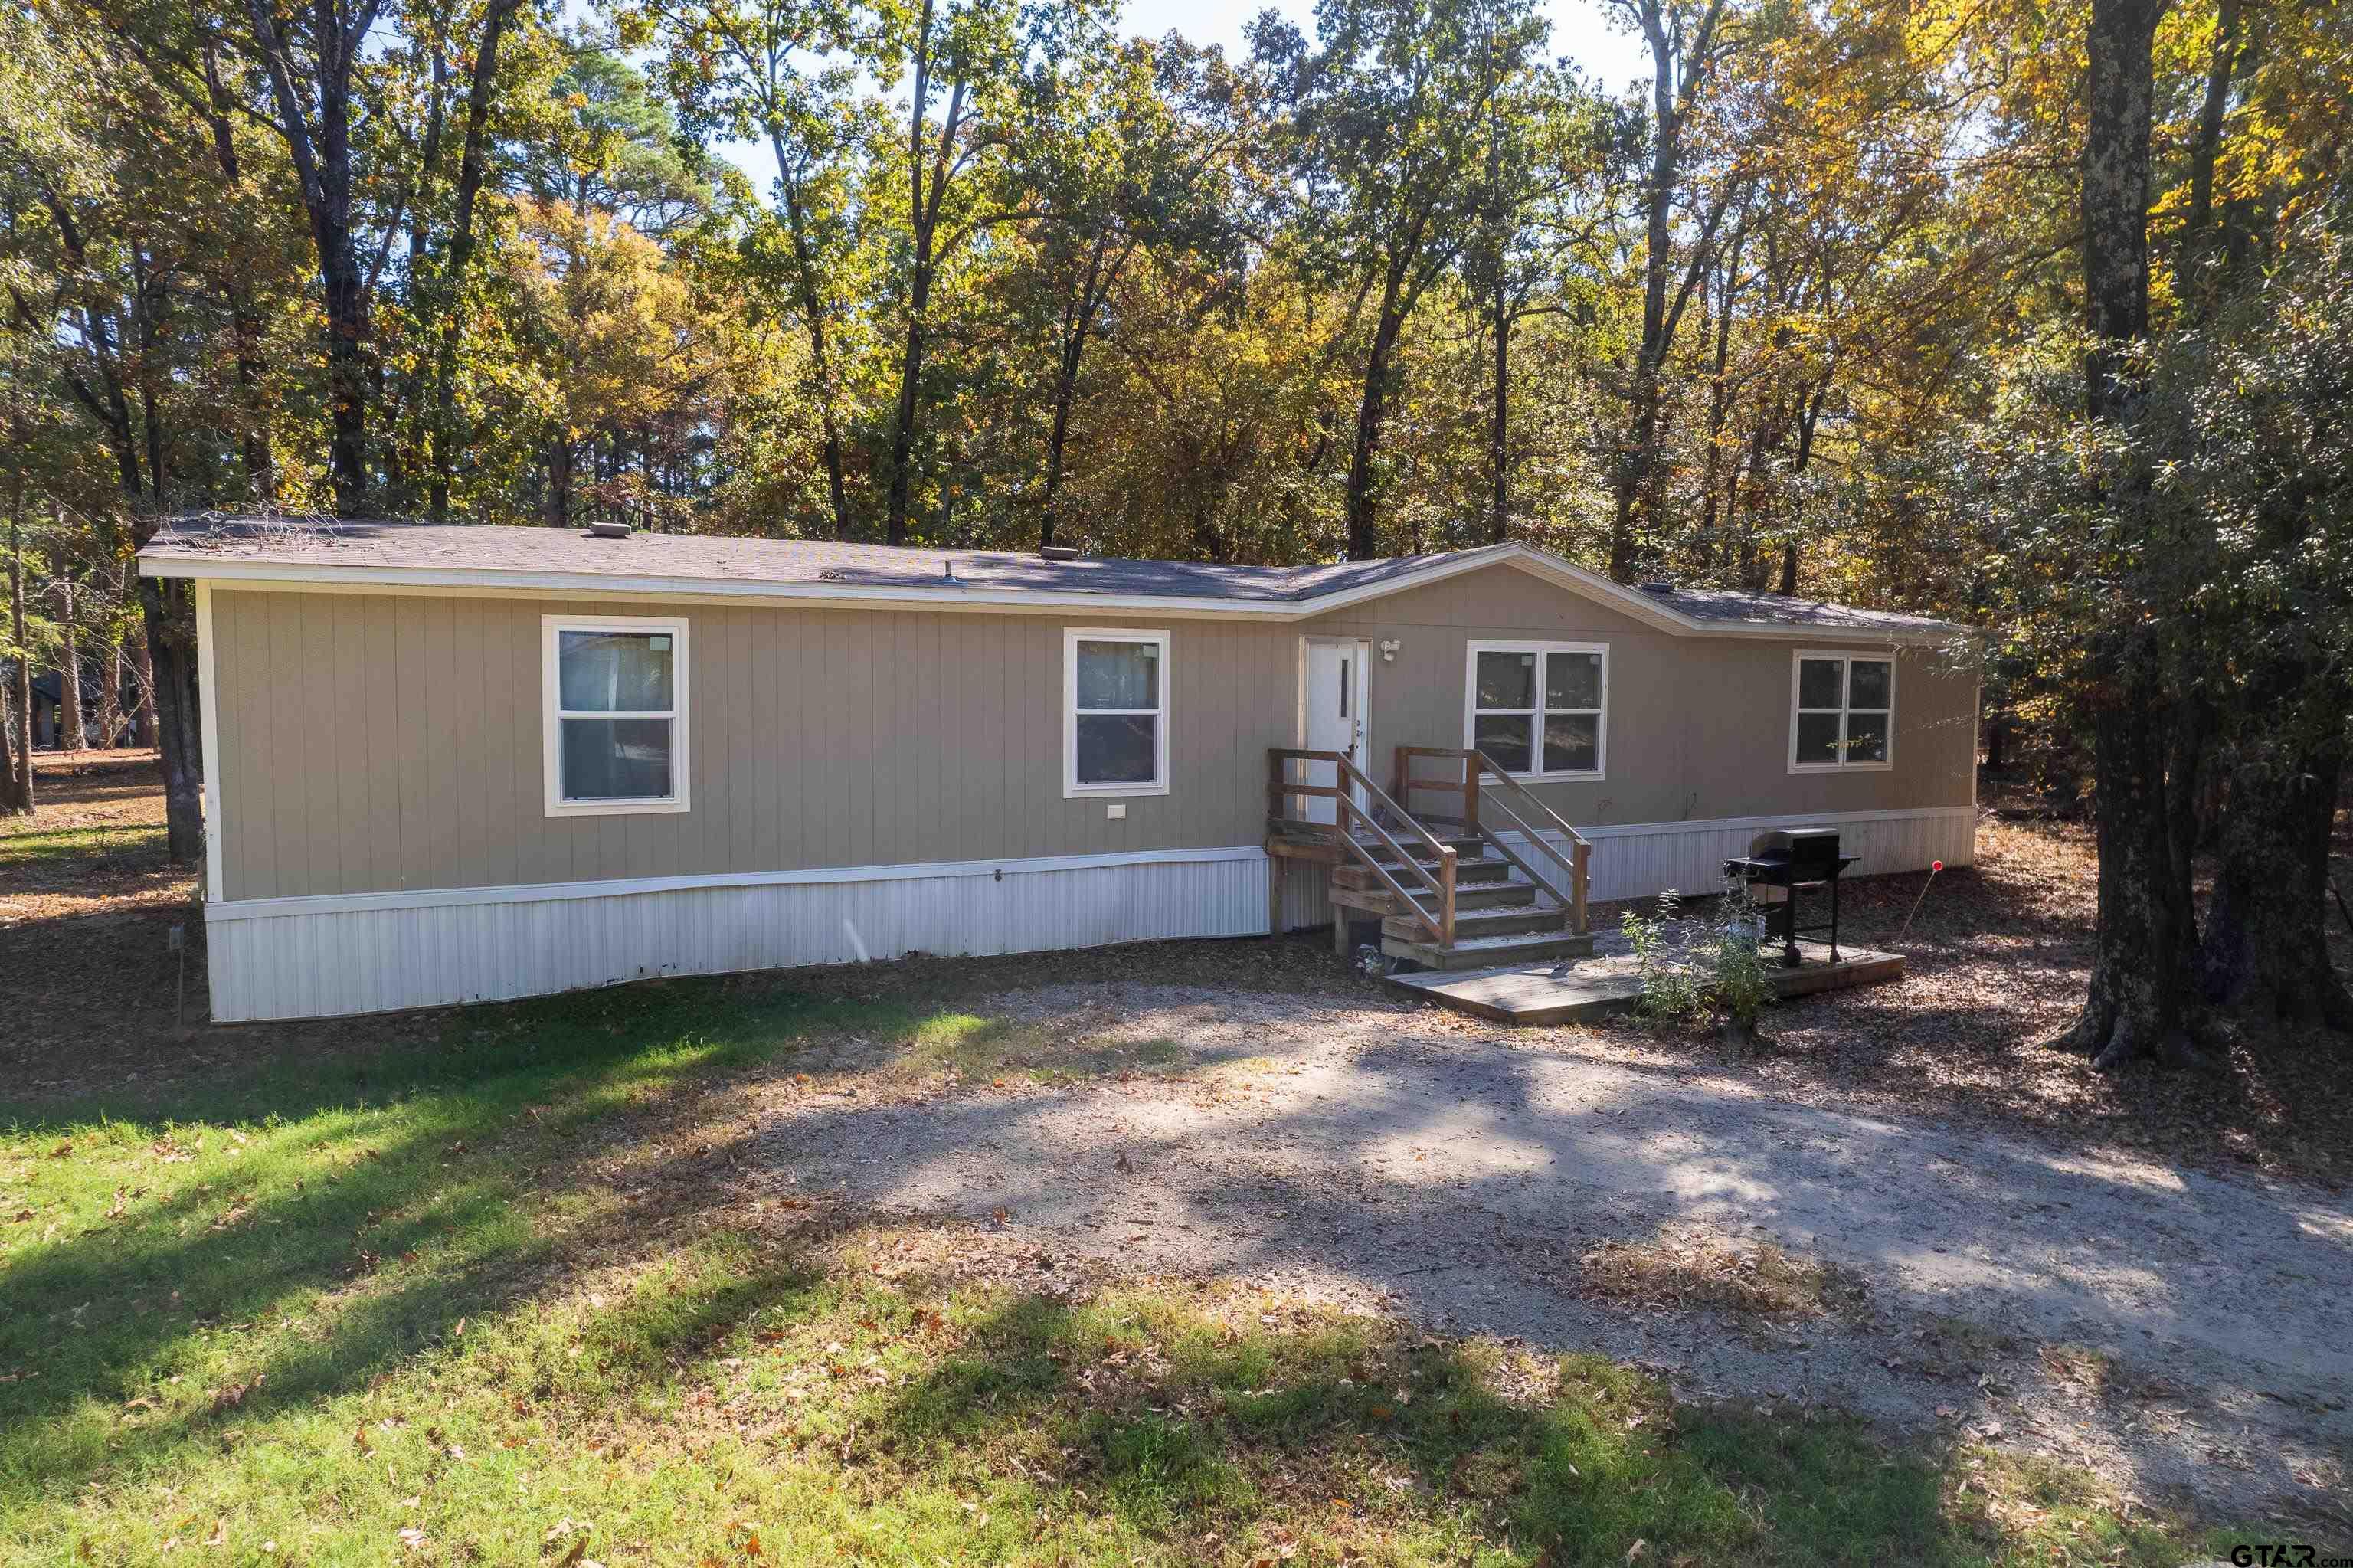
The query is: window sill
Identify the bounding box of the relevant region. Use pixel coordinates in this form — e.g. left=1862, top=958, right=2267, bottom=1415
left=1063, top=781, right=1171, bottom=800
left=1479, top=769, right=1606, bottom=786
left=1787, top=762, right=1893, bottom=774
left=545, top=797, right=692, bottom=818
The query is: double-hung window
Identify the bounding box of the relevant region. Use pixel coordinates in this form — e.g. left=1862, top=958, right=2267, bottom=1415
left=1464, top=641, right=1608, bottom=780
left=542, top=615, right=690, bottom=815
left=1789, top=651, right=1894, bottom=771
left=1065, top=629, right=1170, bottom=797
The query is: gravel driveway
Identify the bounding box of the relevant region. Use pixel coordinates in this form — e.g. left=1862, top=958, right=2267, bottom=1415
left=751, top=983, right=2353, bottom=1523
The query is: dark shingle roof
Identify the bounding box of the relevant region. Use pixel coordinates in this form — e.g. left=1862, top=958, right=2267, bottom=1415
left=1628, top=584, right=1956, bottom=634
left=138, top=516, right=1963, bottom=634
left=140, top=516, right=1455, bottom=602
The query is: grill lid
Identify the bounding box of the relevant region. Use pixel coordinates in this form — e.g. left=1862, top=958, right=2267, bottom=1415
left=1747, top=826, right=1842, bottom=861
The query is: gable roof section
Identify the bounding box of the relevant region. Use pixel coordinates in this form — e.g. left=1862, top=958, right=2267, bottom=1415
left=137, top=516, right=1964, bottom=641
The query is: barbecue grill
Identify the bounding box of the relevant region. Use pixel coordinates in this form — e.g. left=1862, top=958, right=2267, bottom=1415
left=1721, top=827, right=1857, bottom=966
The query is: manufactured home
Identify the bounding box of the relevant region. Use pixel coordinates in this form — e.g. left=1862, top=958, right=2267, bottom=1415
left=139, top=519, right=1978, bottom=1023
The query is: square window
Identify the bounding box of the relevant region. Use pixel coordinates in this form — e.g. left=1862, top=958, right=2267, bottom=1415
left=1848, top=660, right=1892, bottom=709
left=1792, top=652, right=1895, bottom=771
left=1475, top=650, right=1534, bottom=710
left=1546, top=653, right=1602, bottom=710
left=558, top=630, right=673, bottom=712
left=1845, top=709, right=1890, bottom=764
left=1075, top=714, right=1159, bottom=784
left=1066, top=630, right=1169, bottom=795
left=1798, top=657, right=1844, bottom=709
left=1543, top=712, right=1599, bottom=774
left=544, top=617, right=689, bottom=815
left=1795, top=711, right=1843, bottom=765
left=1466, top=642, right=1605, bottom=778
left=560, top=716, right=675, bottom=800
left=1473, top=714, right=1534, bottom=774
left=1074, top=640, right=1159, bottom=709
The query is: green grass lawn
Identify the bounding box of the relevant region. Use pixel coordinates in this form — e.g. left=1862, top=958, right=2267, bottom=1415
left=0, top=975, right=2245, bottom=1566
left=0, top=821, right=168, bottom=865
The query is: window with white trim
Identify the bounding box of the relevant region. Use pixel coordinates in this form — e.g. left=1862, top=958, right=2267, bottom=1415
left=542, top=615, right=690, bottom=815
left=1789, top=651, right=1893, bottom=771
left=1065, top=629, right=1170, bottom=797
left=1463, top=641, right=1608, bottom=779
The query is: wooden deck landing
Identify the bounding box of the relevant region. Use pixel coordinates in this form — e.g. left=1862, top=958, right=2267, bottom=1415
left=1388, top=941, right=1905, bottom=1026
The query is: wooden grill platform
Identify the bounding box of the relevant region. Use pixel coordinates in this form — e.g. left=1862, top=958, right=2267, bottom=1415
left=1388, top=941, right=1905, bottom=1026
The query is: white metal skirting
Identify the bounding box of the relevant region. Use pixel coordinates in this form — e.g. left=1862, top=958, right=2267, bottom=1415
left=204, top=807, right=1975, bottom=1022
left=1502, top=806, right=1978, bottom=907
left=207, top=851, right=1274, bottom=1023
left=1277, top=806, right=1975, bottom=925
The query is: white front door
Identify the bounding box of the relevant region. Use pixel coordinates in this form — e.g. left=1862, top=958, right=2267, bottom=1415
left=1301, top=638, right=1370, bottom=825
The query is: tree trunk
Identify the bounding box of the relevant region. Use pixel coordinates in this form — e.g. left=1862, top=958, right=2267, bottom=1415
left=2082, top=0, right=2166, bottom=422
left=246, top=0, right=385, bottom=515
left=99, top=633, right=124, bottom=748
left=545, top=439, right=573, bottom=529
left=200, top=41, right=277, bottom=501
left=7, top=502, right=34, bottom=813
left=2061, top=692, right=2201, bottom=1066
left=769, top=145, right=853, bottom=541
left=885, top=29, right=963, bottom=548
left=1609, top=0, right=1692, bottom=582
left=2062, top=0, right=2191, bottom=1069
left=1041, top=230, right=1117, bottom=552
left=427, top=0, right=519, bottom=523
left=139, top=574, right=204, bottom=866
left=1488, top=279, right=1510, bottom=543
left=133, top=628, right=158, bottom=745
left=1775, top=378, right=1830, bottom=597
left=2185, top=0, right=2242, bottom=249
left=0, top=665, right=17, bottom=814
left=2198, top=742, right=2351, bottom=1031
left=1695, top=214, right=1747, bottom=564
left=1345, top=256, right=1413, bottom=560
left=57, top=567, right=81, bottom=751
left=315, top=173, right=370, bottom=512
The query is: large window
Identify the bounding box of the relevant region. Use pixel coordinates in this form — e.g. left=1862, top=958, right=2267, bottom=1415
left=542, top=616, right=690, bottom=816
left=1065, top=629, right=1170, bottom=797
left=1789, top=650, right=1894, bottom=771
left=1463, top=641, right=1608, bottom=780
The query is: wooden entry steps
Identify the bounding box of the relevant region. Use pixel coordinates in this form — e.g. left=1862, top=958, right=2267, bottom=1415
left=1324, top=846, right=1592, bottom=970
left=1268, top=747, right=1595, bottom=974
left=1389, top=941, right=1906, bottom=1025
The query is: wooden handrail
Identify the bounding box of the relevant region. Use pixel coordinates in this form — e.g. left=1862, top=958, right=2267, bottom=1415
left=1390, top=745, right=1592, bottom=936
left=1268, top=748, right=1456, bottom=945
left=1468, top=789, right=1570, bottom=899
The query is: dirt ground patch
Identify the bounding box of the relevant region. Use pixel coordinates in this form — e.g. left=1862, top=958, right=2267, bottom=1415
left=746, top=981, right=2353, bottom=1531
left=0, top=754, right=208, bottom=1096
left=1573, top=808, right=2353, bottom=1190
left=1578, top=1226, right=1874, bottom=1324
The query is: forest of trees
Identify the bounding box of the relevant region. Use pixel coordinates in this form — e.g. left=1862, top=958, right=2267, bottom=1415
left=0, top=0, right=2346, bottom=1062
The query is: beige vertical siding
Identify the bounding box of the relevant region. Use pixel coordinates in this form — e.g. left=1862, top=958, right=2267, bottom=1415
left=208, top=564, right=1977, bottom=905
left=210, top=590, right=1302, bottom=902
left=1302, top=563, right=1977, bottom=827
